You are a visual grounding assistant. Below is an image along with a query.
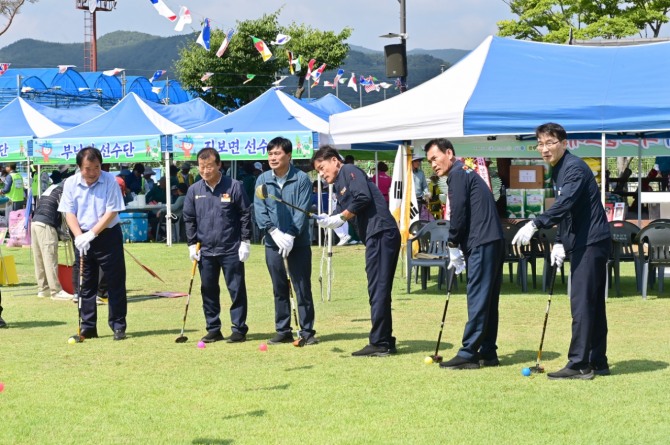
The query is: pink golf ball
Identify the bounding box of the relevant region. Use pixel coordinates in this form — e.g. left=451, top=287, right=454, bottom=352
left=197, top=341, right=206, bottom=349
left=259, top=343, right=268, bottom=352
left=0, top=382, right=4, bottom=393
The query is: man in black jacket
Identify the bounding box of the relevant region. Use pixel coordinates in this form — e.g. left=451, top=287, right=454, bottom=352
left=514, top=122, right=611, bottom=380
left=183, top=148, right=252, bottom=344
left=425, top=138, right=505, bottom=370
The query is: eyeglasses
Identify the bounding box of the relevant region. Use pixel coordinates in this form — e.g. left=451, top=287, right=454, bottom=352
left=536, top=140, right=563, bottom=150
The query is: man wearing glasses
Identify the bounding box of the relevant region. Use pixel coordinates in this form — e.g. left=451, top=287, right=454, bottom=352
left=513, top=122, right=611, bottom=380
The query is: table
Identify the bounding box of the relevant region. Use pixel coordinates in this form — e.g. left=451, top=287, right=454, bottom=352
left=122, top=204, right=166, bottom=213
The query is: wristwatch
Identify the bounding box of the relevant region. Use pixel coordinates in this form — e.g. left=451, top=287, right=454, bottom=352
left=339, top=213, right=347, bottom=221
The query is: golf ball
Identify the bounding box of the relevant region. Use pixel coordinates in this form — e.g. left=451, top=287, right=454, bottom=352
left=197, top=341, right=206, bottom=349
left=259, top=343, right=268, bottom=352
left=68, top=337, right=76, bottom=345
left=424, top=356, right=433, bottom=364
left=0, top=382, right=4, bottom=393
left=522, top=367, right=531, bottom=377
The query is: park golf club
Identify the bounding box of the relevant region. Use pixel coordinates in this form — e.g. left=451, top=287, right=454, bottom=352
left=175, top=243, right=200, bottom=343
left=68, top=252, right=85, bottom=344
left=530, top=264, right=558, bottom=373
left=283, top=257, right=306, bottom=347
left=255, top=184, right=316, bottom=218
left=428, top=268, right=457, bottom=363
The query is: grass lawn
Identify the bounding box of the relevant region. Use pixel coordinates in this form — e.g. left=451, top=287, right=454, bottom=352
left=1, top=242, right=669, bottom=444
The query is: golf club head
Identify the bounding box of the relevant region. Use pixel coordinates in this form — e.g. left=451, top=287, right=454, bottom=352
left=70, top=334, right=84, bottom=343
left=530, top=365, right=545, bottom=374
left=255, top=184, right=268, bottom=200
left=175, top=335, right=188, bottom=343
left=293, top=338, right=306, bottom=348
left=431, top=355, right=443, bottom=363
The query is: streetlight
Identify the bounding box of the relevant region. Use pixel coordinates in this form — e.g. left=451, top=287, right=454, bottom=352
left=380, top=0, right=407, bottom=92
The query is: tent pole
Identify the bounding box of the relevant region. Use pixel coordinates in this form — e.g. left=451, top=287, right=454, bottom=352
left=375, top=152, right=379, bottom=186
left=317, top=178, right=323, bottom=247
left=165, top=150, right=173, bottom=247
left=359, top=85, right=362, bottom=108
left=601, top=133, right=606, bottom=205
left=638, top=138, right=642, bottom=227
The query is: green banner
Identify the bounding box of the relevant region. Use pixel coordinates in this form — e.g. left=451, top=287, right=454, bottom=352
left=31, top=135, right=163, bottom=165
left=0, top=137, right=30, bottom=162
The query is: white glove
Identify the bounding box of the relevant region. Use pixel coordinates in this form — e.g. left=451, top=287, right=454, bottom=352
left=270, top=228, right=291, bottom=250
left=316, top=213, right=346, bottom=229
left=238, top=240, right=251, bottom=262
left=512, top=221, right=538, bottom=247
left=447, top=247, right=466, bottom=275
left=278, top=234, right=295, bottom=258
left=423, top=191, right=431, bottom=201
left=74, top=231, right=96, bottom=256
left=188, top=244, right=201, bottom=262
left=550, top=243, right=566, bottom=267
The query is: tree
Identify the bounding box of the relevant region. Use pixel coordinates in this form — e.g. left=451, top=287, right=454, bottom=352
left=0, top=0, right=37, bottom=37
left=175, top=10, right=351, bottom=110
left=497, top=0, right=670, bottom=43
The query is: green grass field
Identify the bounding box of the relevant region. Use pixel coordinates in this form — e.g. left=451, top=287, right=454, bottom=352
left=1, top=242, right=669, bottom=444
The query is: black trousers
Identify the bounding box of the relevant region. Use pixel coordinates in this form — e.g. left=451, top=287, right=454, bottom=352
left=365, top=229, right=401, bottom=348
left=74, top=225, right=127, bottom=332
left=265, top=245, right=315, bottom=337
left=567, top=238, right=609, bottom=369
left=459, top=239, right=504, bottom=361
left=198, top=253, right=248, bottom=335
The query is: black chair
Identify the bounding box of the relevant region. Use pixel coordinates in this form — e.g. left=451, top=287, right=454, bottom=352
left=608, top=220, right=640, bottom=296
left=635, top=221, right=670, bottom=299
left=501, top=223, right=529, bottom=292
left=407, top=220, right=430, bottom=284
left=536, top=226, right=569, bottom=292
left=406, top=220, right=453, bottom=293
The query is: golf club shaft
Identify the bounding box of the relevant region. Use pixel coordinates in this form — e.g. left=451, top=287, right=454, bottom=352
left=434, top=268, right=456, bottom=357
left=179, top=243, right=200, bottom=338
left=268, top=194, right=314, bottom=218
left=535, top=264, right=557, bottom=367
left=77, top=251, right=84, bottom=338
left=283, top=257, right=301, bottom=337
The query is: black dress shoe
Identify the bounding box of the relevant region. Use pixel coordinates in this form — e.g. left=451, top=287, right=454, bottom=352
left=589, top=362, right=611, bottom=376
left=439, top=355, right=480, bottom=370
left=0, top=316, right=7, bottom=328
left=201, top=330, right=225, bottom=343
left=80, top=328, right=99, bottom=339
left=113, top=330, right=127, bottom=341
left=226, top=332, right=246, bottom=343
left=547, top=366, right=594, bottom=380
left=480, top=357, right=501, bottom=367
left=268, top=332, right=295, bottom=345
left=351, top=344, right=391, bottom=357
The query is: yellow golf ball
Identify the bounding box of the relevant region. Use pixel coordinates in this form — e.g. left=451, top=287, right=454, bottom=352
left=424, top=356, right=433, bottom=364
left=68, top=337, right=76, bottom=345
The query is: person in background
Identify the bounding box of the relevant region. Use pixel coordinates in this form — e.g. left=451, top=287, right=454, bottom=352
left=344, top=154, right=355, bottom=165
left=124, top=163, right=146, bottom=196
left=50, top=165, right=72, bottom=185
left=0, top=163, right=25, bottom=211
left=424, top=138, right=504, bottom=370
left=255, top=137, right=318, bottom=346
left=177, top=162, right=194, bottom=187
left=183, top=148, right=251, bottom=344
left=143, top=168, right=157, bottom=193
left=58, top=147, right=128, bottom=341
left=313, top=145, right=400, bottom=357
left=146, top=177, right=167, bottom=204
left=514, top=122, right=611, bottom=380
left=412, top=154, right=430, bottom=217
left=31, top=182, right=73, bottom=301
left=372, top=161, right=392, bottom=203
left=30, top=165, right=52, bottom=200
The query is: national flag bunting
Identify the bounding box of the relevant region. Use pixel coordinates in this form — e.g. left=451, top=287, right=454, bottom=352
left=251, top=36, right=272, bottom=62
left=102, top=67, right=124, bottom=76
left=347, top=73, right=357, bottom=92
left=333, top=69, right=344, bottom=85
left=272, top=76, right=288, bottom=86
left=364, top=76, right=380, bottom=93
left=196, top=19, right=211, bottom=50
left=0, top=63, right=11, bottom=76
left=311, top=63, right=327, bottom=86
left=200, top=72, right=214, bottom=82
left=149, top=0, right=177, bottom=22
left=151, top=86, right=162, bottom=94
left=323, top=81, right=335, bottom=88
left=270, top=34, right=291, bottom=45
left=58, top=65, right=76, bottom=74
left=286, top=51, right=294, bottom=74
left=304, top=59, right=316, bottom=80
left=150, top=70, right=166, bottom=83
left=89, top=0, right=97, bottom=13
left=216, top=29, right=235, bottom=58
left=242, top=74, right=256, bottom=84
left=174, top=6, right=192, bottom=31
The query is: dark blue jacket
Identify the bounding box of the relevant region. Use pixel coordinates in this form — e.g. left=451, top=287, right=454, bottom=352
left=183, top=175, right=251, bottom=257
left=533, top=151, right=610, bottom=253
left=447, top=160, right=503, bottom=253
left=254, top=165, right=312, bottom=248
left=333, top=164, right=398, bottom=243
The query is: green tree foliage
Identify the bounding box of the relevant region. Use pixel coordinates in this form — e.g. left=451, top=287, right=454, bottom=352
left=0, top=0, right=37, bottom=36
left=497, top=0, right=670, bottom=43
left=175, top=10, right=351, bottom=110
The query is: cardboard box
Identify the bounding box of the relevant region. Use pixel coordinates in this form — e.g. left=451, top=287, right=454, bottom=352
left=506, top=189, right=525, bottom=219
left=510, top=165, right=545, bottom=189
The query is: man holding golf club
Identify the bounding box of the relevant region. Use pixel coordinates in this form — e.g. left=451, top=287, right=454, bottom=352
left=255, top=137, right=318, bottom=346
left=58, top=147, right=128, bottom=341
left=513, top=122, right=611, bottom=380
left=424, top=138, right=504, bottom=370
left=183, top=147, right=251, bottom=344
left=312, top=145, right=400, bottom=357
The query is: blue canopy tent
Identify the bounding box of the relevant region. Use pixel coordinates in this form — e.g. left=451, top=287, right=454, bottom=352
left=152, top=79, right=191, bottom=104
left=142, top=97, right=224, bottom=130
left=173, top=88, right=331, bottom=162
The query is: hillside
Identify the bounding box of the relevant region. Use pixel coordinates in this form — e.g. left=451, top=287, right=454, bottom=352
left=0, top=31, right=470, bottom=107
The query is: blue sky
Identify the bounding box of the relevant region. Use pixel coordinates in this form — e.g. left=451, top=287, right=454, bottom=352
left=1, top=0, right=514, bottom=51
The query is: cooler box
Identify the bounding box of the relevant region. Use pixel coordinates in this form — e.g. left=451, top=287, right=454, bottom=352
left=119, top=213, right=148, bottom=242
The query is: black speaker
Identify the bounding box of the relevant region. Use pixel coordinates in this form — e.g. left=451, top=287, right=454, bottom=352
left=384, top=43, right=407, bottom=77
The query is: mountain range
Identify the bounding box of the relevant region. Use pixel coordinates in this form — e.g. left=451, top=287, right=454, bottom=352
left=0, top=31, right=470, bottom=108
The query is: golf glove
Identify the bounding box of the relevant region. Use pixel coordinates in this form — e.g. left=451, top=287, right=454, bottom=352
left=447, top=247, right=466, bottom=275
left=316, top=213, right=346, bottom=229
left=188, top=244, right=201, bottom=262
left=551, top=243, right=566, bottom=267
left=238, top=240, right=251, bottom=262
left=512, top=221, right=538, bottom=247
left=278, top=234, right=295, bottom=258
left=270, top=228, right=291, bottom=250
left=74, top=231, right=96, bottom=256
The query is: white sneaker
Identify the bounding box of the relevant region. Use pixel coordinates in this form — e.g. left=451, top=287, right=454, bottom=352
left=51, top=290, right=74, bottom=301
left=336, top=234, right=352, bottom=246
left=37, top=291, right=48, bottom=298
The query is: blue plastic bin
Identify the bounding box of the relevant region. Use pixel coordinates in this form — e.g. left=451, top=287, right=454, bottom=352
left=119, top=212, right=149, bottom=242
